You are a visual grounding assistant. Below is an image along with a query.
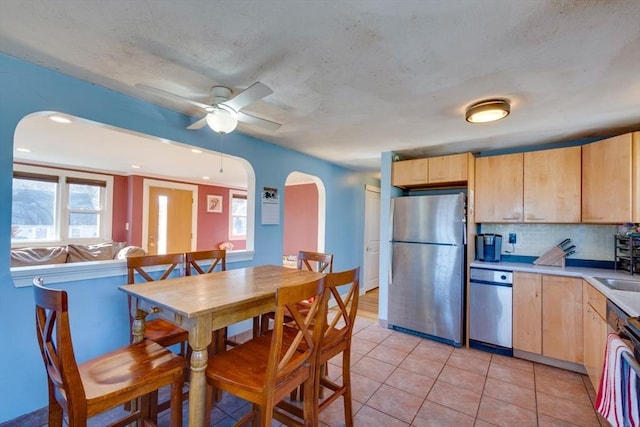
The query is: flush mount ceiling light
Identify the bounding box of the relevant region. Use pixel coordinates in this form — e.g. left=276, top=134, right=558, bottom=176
left=48, top=114, right=72, bottom=124
left=205, top=104, right=238, bottom=134
left=465, top=99, right=511, bottom=123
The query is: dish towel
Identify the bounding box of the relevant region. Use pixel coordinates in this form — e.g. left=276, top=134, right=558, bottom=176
left=596, top=333, right=640, bottom=427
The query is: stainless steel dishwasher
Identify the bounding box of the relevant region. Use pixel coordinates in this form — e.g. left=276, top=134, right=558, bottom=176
left=469, top=268, right=513, bottom=356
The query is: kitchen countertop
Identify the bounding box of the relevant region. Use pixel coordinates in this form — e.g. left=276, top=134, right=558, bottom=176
left=471, top=261, right=640, bottom=317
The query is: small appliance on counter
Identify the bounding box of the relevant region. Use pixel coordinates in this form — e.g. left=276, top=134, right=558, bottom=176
left=475, top=234, right=502, bottom=262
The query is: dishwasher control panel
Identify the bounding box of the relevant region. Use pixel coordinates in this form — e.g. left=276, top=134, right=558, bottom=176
left=470, top=268, right=512, bottom=284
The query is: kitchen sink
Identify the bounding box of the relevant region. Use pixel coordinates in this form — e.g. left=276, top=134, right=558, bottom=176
left=594, top=277, right=640, bottom=292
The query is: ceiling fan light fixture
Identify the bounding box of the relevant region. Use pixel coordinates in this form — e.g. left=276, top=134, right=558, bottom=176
left=465, top=99, right=510, bottom=123
left=206, top=105, right=238, bottom=134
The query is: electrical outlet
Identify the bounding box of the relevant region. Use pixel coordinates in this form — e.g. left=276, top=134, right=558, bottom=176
left=508, top=233, right=517, bottom=244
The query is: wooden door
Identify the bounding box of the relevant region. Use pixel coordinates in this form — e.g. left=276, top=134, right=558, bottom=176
left=392, top=158, right=428, bottom=187
left=363, top=186, right=380, bottom=292
left=474, top=153, right=523, bottom=222
left=524, top=146, right=581, bottom=223
left=428, top=153, right=468, bottom=184
left=513, top=272, right=542, bottom=354
left=147, top=187, right=193, bottom=255
left=582, top=133, right=632, bottom=223
left=542, top=275, right=583, bottom=363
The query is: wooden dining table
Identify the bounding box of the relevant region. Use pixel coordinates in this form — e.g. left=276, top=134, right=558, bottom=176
left=118, top=264, right=325, bottom=427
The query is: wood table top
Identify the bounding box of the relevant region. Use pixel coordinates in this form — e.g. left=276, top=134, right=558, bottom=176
left=119, top=264, right=325, bottom=319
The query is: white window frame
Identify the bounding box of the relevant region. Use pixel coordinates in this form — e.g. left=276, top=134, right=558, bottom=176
left=229, top=189, right=248, bottom=240
left=12, top=164, right=113, bottom=247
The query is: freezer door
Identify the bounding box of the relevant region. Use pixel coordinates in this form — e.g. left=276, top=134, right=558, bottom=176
left=392, top=194, right=465, bottom=244
left=389, top=242, right=464, bottom=345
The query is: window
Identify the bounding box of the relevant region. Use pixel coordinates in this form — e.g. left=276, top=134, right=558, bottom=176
left=12, top=165, right=113, bottom=246
left=229, top=189, right=247, bottom=239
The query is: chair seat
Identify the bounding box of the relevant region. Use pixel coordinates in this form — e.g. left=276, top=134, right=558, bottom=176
left=144, top=318, right=189, bottom=347
left=206, top=335, right=310, bottom=395
left=80, top=340, right=184, bottom=408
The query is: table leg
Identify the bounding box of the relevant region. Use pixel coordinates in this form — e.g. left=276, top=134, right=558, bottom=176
left=131, top=307, right=147, bottom=343
left=187, top=315, right=212, bottom=427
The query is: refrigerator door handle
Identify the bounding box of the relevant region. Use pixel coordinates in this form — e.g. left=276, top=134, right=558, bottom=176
left=389, top=199, right=395, bottom=241
left=388, top=244, right=393, bottom=285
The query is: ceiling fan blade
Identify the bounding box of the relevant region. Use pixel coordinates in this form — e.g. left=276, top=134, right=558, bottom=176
left=187, top=116, right=208, bottom=130
left=135, top=84, right=212, bottom=111
left=238, top=111, right=281, bottom=131
left=223, top=82, right=273, bottom=112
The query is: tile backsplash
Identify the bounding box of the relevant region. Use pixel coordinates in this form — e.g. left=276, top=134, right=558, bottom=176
left=479, top=224, right=617, bottom=261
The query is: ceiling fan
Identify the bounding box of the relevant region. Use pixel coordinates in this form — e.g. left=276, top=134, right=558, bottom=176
left=135, top=82, right=281, bottom=134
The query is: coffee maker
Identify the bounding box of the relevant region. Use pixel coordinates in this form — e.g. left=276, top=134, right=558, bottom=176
left=475, top=234, right=502, bottom=262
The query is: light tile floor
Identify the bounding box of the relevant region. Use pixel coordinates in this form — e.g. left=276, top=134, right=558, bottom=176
left=7, top=315, right=608, bottom=427
left=168, top=316, right=606, bottom=426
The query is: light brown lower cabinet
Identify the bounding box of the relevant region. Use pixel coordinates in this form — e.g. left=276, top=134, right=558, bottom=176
left=513, top=272, right=583, bottom=364
left=513, top=272, right=542, bottom=353
left=583, top=280, right=608, bottom=390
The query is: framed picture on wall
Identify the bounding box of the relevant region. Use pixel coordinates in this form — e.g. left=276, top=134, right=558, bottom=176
left=207, top=195, right=223, bottom=213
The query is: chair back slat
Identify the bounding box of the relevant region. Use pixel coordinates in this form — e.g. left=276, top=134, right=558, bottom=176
left=185, top=249, right=226, bottom=275
left=297, top=251, right=333, bottom=273
left=267, top=277, right=326, bottom=386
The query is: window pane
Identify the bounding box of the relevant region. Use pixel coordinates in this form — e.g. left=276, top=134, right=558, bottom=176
left=11, top=178, right=57, bottom=241
left=232, top=197, right=247, bottom=216
left=68, top=183, right=101, bottom=210
left=231, top=195, right=247, bottom=236
left=232, top=216, right=247, bottom=236
left=68, top=212, right=99, bottom=238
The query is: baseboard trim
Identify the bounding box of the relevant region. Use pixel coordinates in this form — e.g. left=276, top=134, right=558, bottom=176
left=513, top=349, right=587, bottom=374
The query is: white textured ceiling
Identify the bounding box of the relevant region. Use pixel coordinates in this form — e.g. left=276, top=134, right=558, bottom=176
left=1, top=0, right=639, bottom=173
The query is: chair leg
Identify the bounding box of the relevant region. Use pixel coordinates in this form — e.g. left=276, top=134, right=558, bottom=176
left=342, top=351, right=353, bottom=427
left=258, top=403, right=272, bottom=427
left=252, top=316, right=261, bottom=338
left=170, top=371, right=184, bottom=427
left=140, top=393, right=152, bottom=423
left=47, top=395, right=64, bottom=427
left=303, top=376, right=318, bottom=427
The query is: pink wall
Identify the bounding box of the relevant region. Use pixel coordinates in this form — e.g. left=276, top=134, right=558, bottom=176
left=110, top=174, right=128, bottom=242
left=283, top=183, right=319, bottom=256
left=196, top=185, right=246, bottom=250
left=114, top=175, right=246, bottom=250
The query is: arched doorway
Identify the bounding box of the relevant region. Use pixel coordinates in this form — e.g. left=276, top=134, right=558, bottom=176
left=282, top=171, right=326, bottom=264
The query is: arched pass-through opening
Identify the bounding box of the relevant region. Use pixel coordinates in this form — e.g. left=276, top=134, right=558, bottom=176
left=282, top=171, right=326, bottom=264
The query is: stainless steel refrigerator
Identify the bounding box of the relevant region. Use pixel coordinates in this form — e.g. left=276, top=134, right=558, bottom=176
left=389, top=193, right=466, bottom=347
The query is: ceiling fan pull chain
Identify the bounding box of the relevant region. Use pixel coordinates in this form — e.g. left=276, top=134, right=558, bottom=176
left=219, top=133, right=224, bottom=173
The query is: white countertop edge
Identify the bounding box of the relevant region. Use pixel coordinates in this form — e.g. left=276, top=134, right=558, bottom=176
left=470, top=261, right=640, bottom=317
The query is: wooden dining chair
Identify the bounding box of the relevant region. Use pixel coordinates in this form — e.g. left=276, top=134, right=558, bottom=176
left=33, top=277, right=185, bottom=427
left=278, top=268, right=360, bottom=427
left=126, top=253, right=190, bottom=411
left=185, top=249, right=233, bottom=353
left=126, top=253, right=189, bottom=353
left=204, top=276, right=327, bottom=427
left=258, top=250, right=334, bottom=336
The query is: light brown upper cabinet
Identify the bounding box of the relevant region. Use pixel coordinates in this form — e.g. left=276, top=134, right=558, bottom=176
left=427, top=153, right=468, bottom=184
left=476, top=147, right=581, bottom=223
left=392, top=158, right=428, bottom=187
left=524, top=146, right=581, bottom=222
left=474, top=153, right=524, bottom=222
left=392, top=153, right=469, bottom=188
left=582, top=132, right=639, bottom=223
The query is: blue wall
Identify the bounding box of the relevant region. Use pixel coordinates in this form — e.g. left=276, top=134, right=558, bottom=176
left=0, top=53, right=378, bottom=422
